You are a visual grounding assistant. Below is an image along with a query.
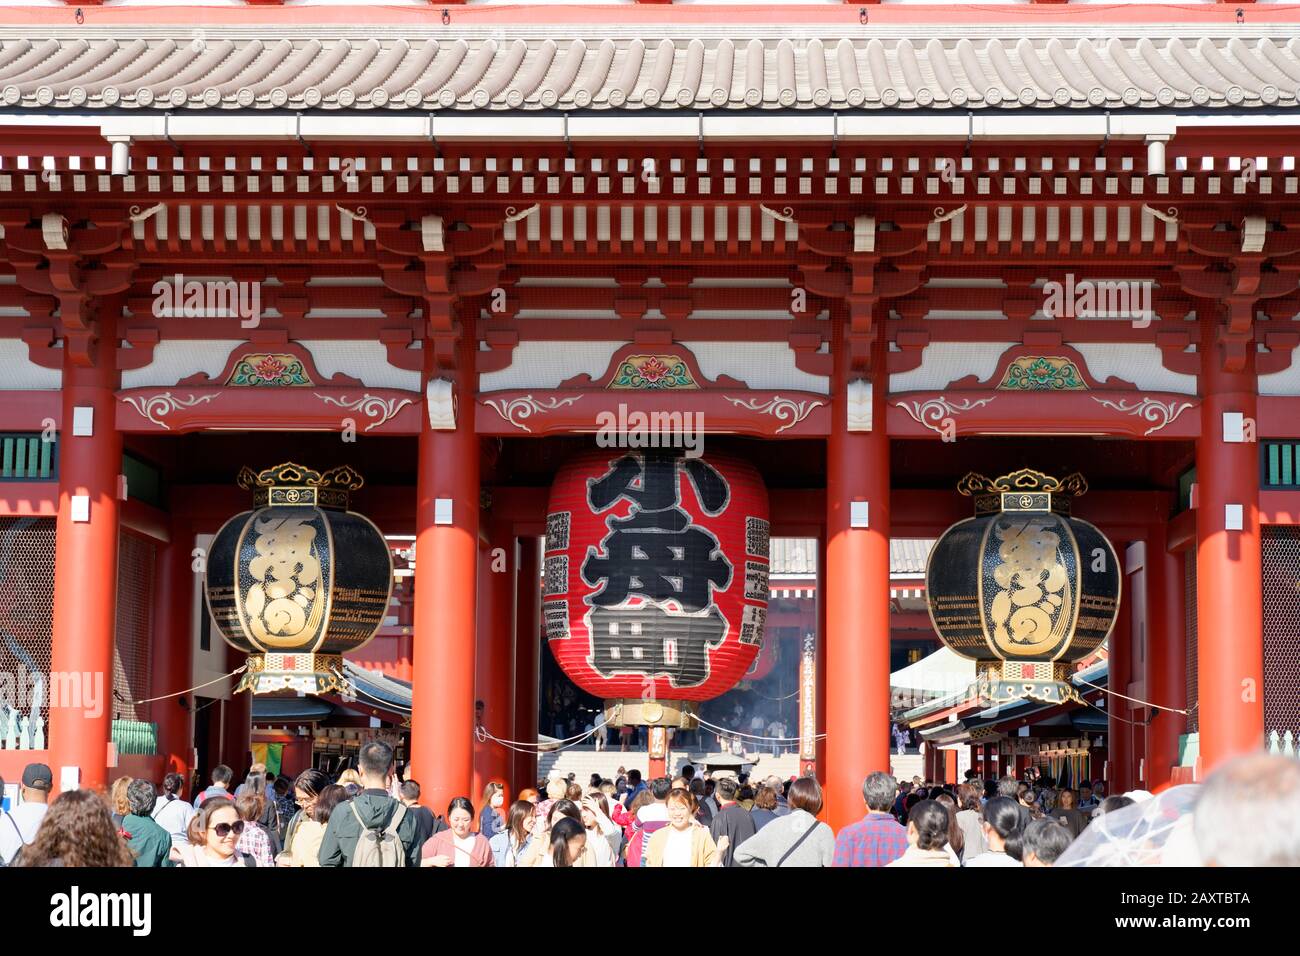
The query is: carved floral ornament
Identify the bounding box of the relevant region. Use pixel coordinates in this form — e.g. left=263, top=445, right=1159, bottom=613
left=997, top=356, right=1087, bottom=391
left=607, top=354, right=698, bottom=390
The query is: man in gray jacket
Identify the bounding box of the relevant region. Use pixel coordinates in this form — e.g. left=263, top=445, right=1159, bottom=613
left=318, top=740, right=423, bottom=867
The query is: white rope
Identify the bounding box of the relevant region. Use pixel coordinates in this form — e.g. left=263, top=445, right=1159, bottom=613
left=695, top=715, right=824, bottom=743
left=1075, top=677, right=1191, bottom=716
left=478, top=723, right=601, bottom=747
left=480, top=725, right=600, bottom=755
left=113, top=665, right=247, bottom=706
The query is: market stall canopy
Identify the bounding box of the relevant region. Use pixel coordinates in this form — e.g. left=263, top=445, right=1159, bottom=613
left=890, top=646, right=975, bottom=701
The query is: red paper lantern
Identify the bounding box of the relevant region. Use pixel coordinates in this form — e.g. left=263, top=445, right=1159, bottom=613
left=544, top=448, right=770, bottom=702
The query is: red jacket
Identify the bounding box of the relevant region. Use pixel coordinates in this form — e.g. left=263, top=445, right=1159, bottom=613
left=421, top=829, right=495, bottom=867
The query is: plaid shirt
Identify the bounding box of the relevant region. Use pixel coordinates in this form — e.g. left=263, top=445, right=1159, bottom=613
left=832, top=812, right=910, bottom=867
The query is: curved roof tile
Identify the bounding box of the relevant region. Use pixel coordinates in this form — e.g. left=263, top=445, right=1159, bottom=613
left=0, top=30, right=1298, bottom=112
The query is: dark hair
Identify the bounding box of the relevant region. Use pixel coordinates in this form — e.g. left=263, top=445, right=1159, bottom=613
left=358, top=740, right=395, bottom=778
left=934, top=791, right=963, bottom=856
left=550, top=799, right=580, bottom=824
left=681, top=764, right=695, bottom=781
left=399, top=780, right=421, bottom=802
left=187, top=796, right=238, bottom=846
left=313, top=784, right=349, bottom=825
left=909, top=799, right=950, bottom=852
left=16, top=790, right=133, bottom=868
left=550, top=817, right=585, bottom=867
left=715, top=777, right=739, bottom=802
left=627, top=769, right=642, bottom=785
left=981, top=796, right=1024, bottom=861
left=788, top=777, right=824, bottom=816
left=162, top=772, right=185, bottom=798
left=273, top=776, right=290, bottom=796
left=505, top=800, right=533, bottom=845
left=447, top=796, right=475, bottom=819
left=1100, top=795, right=1136, bottom=816
left=235, top=791, right=264, bottom=823
left=294, top=769, right=329, bottom=798
left=125, top=778, right=157, bottom=817
left=211, top=764, right=233, bottom=786
left=738, top=785, right=756, bottom=803
left=1023, top=818, right=1073, bottom=865
left=689, top=778, right=705, bottom=797
left=650, top=777, right=673, bottom=800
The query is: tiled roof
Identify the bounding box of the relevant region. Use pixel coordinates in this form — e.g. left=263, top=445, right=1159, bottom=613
left=1, top=27, right=1298, bottom=112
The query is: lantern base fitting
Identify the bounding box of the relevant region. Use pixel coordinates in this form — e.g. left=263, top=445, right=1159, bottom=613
left=603, top=698, right=698, bottom=729
left=237, top=652, right=350, bottom=696
left=973, top=660, right=1082, bottom=707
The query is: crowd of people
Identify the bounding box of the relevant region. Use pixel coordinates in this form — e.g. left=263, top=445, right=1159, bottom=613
left=2, top=744, right=1298, bottom=867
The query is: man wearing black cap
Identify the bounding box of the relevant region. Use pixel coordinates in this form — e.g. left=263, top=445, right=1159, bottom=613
left=0, top=762, right=52, bottom=865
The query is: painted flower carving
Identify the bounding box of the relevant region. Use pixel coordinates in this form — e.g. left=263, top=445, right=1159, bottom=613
left=637, top=356, right=671, bottom=383
left=254, top=355, right=288, bottom=383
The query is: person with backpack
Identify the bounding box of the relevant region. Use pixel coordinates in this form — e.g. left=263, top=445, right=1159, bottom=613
left=317, top=739, right=422, bottom=867
left=152, top=772, right=196, bottom=850
left=0, top=763, right=52, bottom=866
left=421, top=797, right=494, bottom=867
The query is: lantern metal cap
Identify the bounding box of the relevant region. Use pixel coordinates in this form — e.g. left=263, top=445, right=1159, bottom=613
left=956, top=468, right=1087, bottom=516
left=237, top=461, right=365, bottom=510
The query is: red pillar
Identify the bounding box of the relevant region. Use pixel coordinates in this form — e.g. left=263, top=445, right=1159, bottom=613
left=411, top=331, right=479, bottom=809
left=1145, top=522, right=1187, bottom=791
left=1196, top=345, right=1264, bottom=774
left=814, top=536, right=827, bottom=780
left=221, top=646, right=251, bottom=777
left=512, top=536, right=541, bottom=790
left=473, top=521, right=515, bottom=798
left=48, top=305, right=121, bottom=794
left=1108, top=559, right=1133, bottom=795
left=150, top=516, right=195, bottom=780
left=825, top=334, right=890, bottom=832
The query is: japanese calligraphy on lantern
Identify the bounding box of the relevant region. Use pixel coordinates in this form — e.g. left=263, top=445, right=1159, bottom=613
left=545, top=449, right=770, bottom=701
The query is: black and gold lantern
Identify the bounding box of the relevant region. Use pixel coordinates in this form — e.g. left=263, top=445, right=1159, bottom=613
left=204, top=462, right=394, bottom=695
left=926, top=469, right=1121, bottom=705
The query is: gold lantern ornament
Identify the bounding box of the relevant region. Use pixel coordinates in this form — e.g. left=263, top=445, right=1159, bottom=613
left=925, top=469, right=1121, bottom=705
left=204, top=462, right=394, bottom=695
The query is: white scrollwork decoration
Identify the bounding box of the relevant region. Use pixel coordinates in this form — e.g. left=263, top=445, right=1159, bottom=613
left=893, top=396, right=996, bottom=436
left=724, top=396, right=824, bottom=434
left=1091, top=396, right=1194, bottom=436
left=482, top=395, right=581, bottom=432
left=121, top=392, right=218, bottom=429
left=315, top=393, right=414, bottom=431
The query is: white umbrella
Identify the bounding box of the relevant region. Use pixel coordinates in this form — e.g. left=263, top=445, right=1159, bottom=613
left=1055, top=785, right=1201, bottom=867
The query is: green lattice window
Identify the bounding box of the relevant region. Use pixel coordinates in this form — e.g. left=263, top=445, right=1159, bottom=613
left=0, top=434, right=57, bottom=481
left=1262, top=442, right=1300, bottom=489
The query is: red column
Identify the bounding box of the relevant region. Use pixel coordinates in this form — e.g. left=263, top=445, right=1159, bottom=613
left=220, top=647, right=251, bottom=778
left=48, top=306, right=121, bottom=793
left=512, top=536, right=541, bottom=790
left=814, top=536, right=827, bottom=780
left=1107, top=562, right=1133, bottom=795
left=473, top=521, right=515, bottom=797
left=411, top=331, right=479, bottom=809
left=1196, top=346, right=1264, bottom=774
left=825, top=335, right=890, bottom=832
left=1145, top=522, right=1187, bottom=791
left=150, top=516, right=195, bottom=779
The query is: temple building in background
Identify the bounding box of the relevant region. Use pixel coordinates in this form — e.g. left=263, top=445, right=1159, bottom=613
left=0, top=1, right=1298, bottom=833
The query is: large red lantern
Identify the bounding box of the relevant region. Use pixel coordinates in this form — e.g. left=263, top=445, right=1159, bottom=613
left=544, top=448, right=770, bottom=704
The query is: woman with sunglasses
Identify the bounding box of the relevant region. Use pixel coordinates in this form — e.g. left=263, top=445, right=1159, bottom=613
left=173, top=797, right=258, bottom=867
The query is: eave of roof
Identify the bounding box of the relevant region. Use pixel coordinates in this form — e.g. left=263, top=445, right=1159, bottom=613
left=2, top=23, right=1299, bottom=115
